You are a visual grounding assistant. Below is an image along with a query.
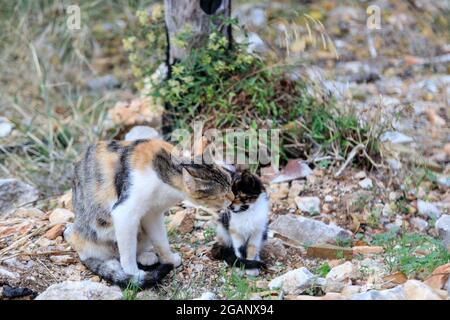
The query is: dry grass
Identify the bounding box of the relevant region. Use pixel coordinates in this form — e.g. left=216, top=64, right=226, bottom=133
left=0, top=0, right=155, bottom=196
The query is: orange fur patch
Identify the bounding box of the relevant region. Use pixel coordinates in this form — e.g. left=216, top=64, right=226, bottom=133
left=130, top=139, right=174, bottom=171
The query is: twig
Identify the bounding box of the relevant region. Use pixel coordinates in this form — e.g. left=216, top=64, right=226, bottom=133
left=0, top=250, right=76, bottom=263
left=0, top=223, right=56, bottom=257
left=334, top=144, right=365, bottom=177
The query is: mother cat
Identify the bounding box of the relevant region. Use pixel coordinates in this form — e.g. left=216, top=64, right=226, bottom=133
left=66, top=139, right=234, bottom=288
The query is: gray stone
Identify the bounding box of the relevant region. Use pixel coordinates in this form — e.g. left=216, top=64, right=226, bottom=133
left=417, top=200, right=441, bottom=219
left=193, top=292, right=216, bottom=300
left=295, top=196, right=320, bottom=214
left=124, top=126, right=160, bottom=141
left=268, top=267, right=315, bottom=295
left=87, top=75, right=120, bottom=91
left=435, top=214, right=450, bottom=247
left=403, top=280, right=442, bottom=300
left=0, top=179, right=39, bottom=215
left=0, top=117, right=14, bottom=138
left=0, top=267, right=19, bottom=280
left=380, top=131, right=414, bottom=144
left=269, top=214, right=352, bottom=245
left=386, top=158, right=402, bottom=171
left=351, top=286, right=405, bottom=300
left=358, top=178, right=373, bottom=189
left=246, top=32, right=267, bottom=53
left=410, top=217, right=428, bottom=232
left=437, top=176, right=450, bottom=188
left=35, top=280, right=123, bottom=300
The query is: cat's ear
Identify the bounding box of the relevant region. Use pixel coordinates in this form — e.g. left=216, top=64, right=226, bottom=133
left=241, top=170, right=259, bottom=189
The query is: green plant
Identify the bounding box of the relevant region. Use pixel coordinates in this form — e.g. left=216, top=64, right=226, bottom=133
left=221, top=266, right=255, bottom=300
left=203, top=227, right=216, bottom=243
left=315, top=262, right=331, bottom=277
left=372, top=231, right=450, bottom=278
left=123, top=281, right=141, bottom=300
left=125, top=17, right=383, bottom=165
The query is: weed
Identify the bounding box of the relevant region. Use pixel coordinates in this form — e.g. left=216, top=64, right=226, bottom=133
left=203, top=227, right=216, bottom=243
left=123, top=281, right=141, bottom=300
left=314, top=262, right=331, bottom=278
left=372, top=230, right=450, bottom=278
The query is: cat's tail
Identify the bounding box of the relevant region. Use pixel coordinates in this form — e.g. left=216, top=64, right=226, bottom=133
left=211, top=243, right=266, bottom=269
left=82, top=258, right=173, bottom=289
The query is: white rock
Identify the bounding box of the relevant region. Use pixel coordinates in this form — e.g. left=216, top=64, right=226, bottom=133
left=326, top=262, right=354, bottom=283
left=435, top=214, right=450, bottom=247
left=410, top=217, right=428, bottom=232
left=193, top=292, right=216, bottom=300
left=268, top=267, right=315, bottom=295
left=0, top=267, right=19, bottom=280
left=0, top=117, right=14, bottom=138
left=246, top=33, right=267, bottom=53
left=437, top=176, right=450, bottom=188
left=295, top=196, right=321, bottom=214
left=403, top=280, right=442, bottom=300
left=35, top=280, right=123, bottom=300
left=324, top=195, right=334, bottom=203
left=417, top=200, right=441, bottom=219
left=325, top=262, right=354, bottom=293
left=124, top=126, right=160, bottom=141
left=0, top=179, right=39, bottom=214
left=351, top=286, right=405, bottom=300
left=358, top=178, right=373, bottom=189
left=49, top=208, right=75, bottom=224
left=270, top=214, right=352, bottom=245
left=380, top=131, right=414, bottom=144
left=341, top=285, right=361, bottom=297
left=387, top=158, right=402, bottom=171
left=354, top=171, right=366, bottom=180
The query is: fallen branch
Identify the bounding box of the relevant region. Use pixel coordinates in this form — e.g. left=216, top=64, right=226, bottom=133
left=0, top=250, right=76, bottom=263
left=334, top=144, right=365, bottom=177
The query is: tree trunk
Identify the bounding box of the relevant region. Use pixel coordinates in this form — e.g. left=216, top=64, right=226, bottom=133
left=162, top=0, right=231, bottom=134
left=164, top=0, right=231, bottom=65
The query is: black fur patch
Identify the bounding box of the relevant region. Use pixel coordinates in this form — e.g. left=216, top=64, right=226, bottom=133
left=83, top=258, right=174, bottom=289
left=113, top=140, right=147, bottom=209
left=210, top=243, right=266, bottom=270
left=153, top=148, right=182, bottom=185
left=107, top=141, right=121, bottom=153
left=238, top=244, right=247, bottom=259
left=219, top=210, right=230, bottom=230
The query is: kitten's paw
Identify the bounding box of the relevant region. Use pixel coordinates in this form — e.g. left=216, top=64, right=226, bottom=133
left=138, top=251, right=159, bottom=266
left=245, top=268, right=260, bottom=277
left=161, top=253, right=182, bottom=267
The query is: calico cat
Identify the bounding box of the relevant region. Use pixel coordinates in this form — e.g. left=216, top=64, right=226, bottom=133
left=211, top=170, right=269, bottom=276
left=66, top=139, right=234, bottom=288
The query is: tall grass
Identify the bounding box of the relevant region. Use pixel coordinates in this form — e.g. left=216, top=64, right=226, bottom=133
left=0, top=0, right=155, bottom=196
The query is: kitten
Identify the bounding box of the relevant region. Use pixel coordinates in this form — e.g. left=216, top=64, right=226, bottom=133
left=211, top=170, right=269, bottom=276
left=66, top=139, right=234, bottom=288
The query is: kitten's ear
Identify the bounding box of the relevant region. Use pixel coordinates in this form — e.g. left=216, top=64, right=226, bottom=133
left=241, top=170, right=259, bottom=189
left=182, top=167, right=197, bottom=190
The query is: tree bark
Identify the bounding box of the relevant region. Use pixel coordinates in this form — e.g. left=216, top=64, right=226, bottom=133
left=164, top=0, right=231, bottom=65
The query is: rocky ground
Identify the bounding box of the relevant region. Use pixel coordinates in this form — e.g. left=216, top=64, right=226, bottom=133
left=1, top=0, right=449, bottom=300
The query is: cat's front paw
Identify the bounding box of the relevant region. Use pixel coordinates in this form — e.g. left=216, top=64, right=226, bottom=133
left=138, top=251, right=159, bottom=266
left=132, top=269, right=147, bottom=282
left=245, top=268, right=260, bottom=277
left=161, top=252, right=182, bottom=267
